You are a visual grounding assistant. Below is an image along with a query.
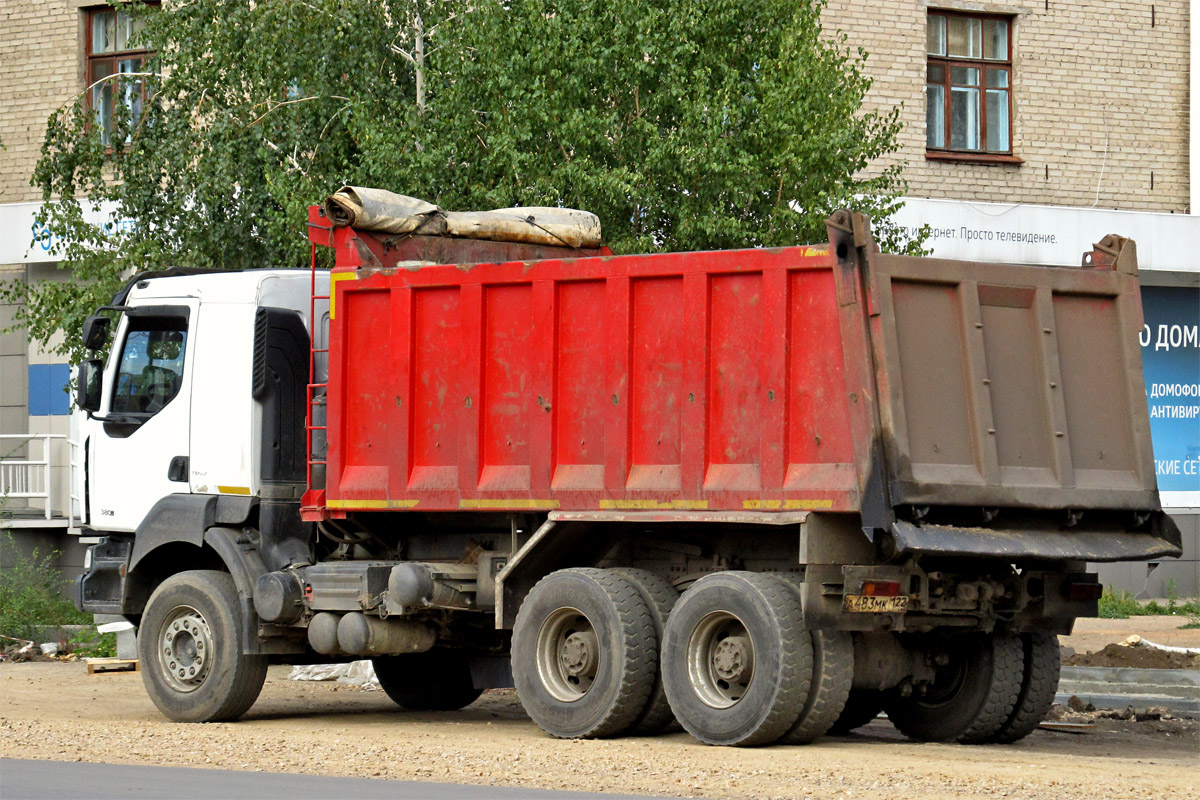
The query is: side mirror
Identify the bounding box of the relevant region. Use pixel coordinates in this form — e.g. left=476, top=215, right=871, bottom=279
left=75, top=359, right=103, bottom=413
left=82, top=316, right=111, bottom=351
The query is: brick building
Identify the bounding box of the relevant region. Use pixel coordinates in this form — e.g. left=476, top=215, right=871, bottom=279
left=0, top=1, right=1196, bottom=593
left=1, top=1, right=92, bottom=581
left=827, top=0, right=1190, bottom=212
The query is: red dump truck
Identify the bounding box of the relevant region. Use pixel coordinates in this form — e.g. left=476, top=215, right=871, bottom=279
left=74, top=192, right=1180, bottom=747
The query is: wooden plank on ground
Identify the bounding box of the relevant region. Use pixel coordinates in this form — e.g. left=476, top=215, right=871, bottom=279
left=86, top=658, right=139, bottom=675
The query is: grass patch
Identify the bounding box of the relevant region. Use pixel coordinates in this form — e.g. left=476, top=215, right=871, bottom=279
left=0, top=531, right=90, bottom=642
left=1098, top=583, right=1200, bottom=620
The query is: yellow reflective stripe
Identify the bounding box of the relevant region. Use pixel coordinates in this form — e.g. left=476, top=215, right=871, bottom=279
left=217, top=486, right=252, bottom=496
left=326, top=498, right=420, bottom=509
left=459, top=499, right=560, bottom=510
left=328, top=271, right=357, bottom=320
left=598, top=499, right=709, bottom=510
left=743, top=499, right=833, bottom=510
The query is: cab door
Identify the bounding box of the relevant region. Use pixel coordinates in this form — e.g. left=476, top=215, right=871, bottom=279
left=88, top=301, right=197, bottom=532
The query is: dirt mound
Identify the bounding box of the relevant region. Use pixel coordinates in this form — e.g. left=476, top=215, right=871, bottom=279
left=1063, top=643, right=1199, bottom=670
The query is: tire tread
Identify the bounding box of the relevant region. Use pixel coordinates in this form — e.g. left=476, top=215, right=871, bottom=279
left=140, top=570, right=267, bottom=723
left=991, top=632, right=1060, bottom=744
left=512, top=567, right=656, bottom=739
left=611, top=568, right=679, bottom=734
left=780, top=628, right=854, bottom=744
left=958, top=633, right=1024, bottom=744
left=741, top=573, right=811, bottom=746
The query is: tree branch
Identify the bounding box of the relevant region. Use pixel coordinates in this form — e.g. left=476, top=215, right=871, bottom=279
left=390, top=43, right=418, bottom=68
left=242, top=95, right=350, bottom=129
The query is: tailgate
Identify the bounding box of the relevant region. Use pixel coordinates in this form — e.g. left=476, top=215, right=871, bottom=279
left=829, top=212, right=1159, bottom=513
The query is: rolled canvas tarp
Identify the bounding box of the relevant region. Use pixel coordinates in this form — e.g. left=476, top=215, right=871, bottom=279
left=323, top=187, right=443, bottom=235
left=325, top=187, right=602, bottom=248
left=442, top=207, right=602, bottom=248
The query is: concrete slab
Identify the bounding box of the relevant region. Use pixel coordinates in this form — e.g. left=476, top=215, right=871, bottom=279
left=1056, top=666, right=1200, bottom=715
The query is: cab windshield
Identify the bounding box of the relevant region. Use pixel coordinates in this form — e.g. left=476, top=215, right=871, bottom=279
left=110, top=321, right=188, bottom=414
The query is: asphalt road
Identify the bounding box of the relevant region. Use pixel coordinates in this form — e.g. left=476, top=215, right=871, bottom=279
left=0, top=759, right=664, bottom=800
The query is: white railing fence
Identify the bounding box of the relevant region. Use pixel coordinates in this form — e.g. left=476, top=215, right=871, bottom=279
left=0, top=434, right=70, bottom=523
left=68, top=435, right=84, bottom=527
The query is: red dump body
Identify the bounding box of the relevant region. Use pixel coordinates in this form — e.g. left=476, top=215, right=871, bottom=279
left=303, top=207, right=1161, bottom=523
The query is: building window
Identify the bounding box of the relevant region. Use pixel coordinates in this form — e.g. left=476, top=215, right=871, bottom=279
left=926, top=11, right=1012, bottom=155
left=86, top=5, right=155, bottom=146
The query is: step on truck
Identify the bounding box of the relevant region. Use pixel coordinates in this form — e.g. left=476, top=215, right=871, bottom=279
left=74, top=190, right=1182, bottom=746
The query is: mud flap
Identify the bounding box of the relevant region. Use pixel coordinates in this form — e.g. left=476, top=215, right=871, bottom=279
left=887, top=516, right=1182, bottom=562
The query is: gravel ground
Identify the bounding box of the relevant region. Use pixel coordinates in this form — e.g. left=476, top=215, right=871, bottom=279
left=1, top=658, right=1197, bottom=800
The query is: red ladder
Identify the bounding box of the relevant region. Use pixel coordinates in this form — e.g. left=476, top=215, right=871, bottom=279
left=301, top=238, right=329, bottom=520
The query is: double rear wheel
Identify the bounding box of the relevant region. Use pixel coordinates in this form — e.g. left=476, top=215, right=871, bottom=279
left=660, top=572, right=815, bottom=746
left=658, top=571, right=855, bottom=747
left=513, top=569, right=854, bottom=747
left=513, top=568, right=1056, bottom=747
left=883, top=632, right=1025, bottom=743
left=512, top=568, right=660, bottom=739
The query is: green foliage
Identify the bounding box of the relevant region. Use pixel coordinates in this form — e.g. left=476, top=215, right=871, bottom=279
left=1097, top=586, right=1140, bottom=619
left=0, top=532, right=90, bottom=642
left=67, top=628, right=118, bottom=658
left=1097, top=584, right=1200, bottom=620
left=10, top=0, right=923, bottom=361
left=386, top=0, right=919, bottom=255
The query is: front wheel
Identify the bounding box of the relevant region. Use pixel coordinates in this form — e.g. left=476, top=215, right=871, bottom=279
left=139, top=570, right=267, bottom=722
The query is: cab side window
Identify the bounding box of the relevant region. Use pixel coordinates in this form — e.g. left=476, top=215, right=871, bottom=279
left=111, top=320, right=188, bottom=414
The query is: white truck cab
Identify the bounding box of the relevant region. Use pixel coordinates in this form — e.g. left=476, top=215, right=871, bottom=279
left=77, top=269, right=325, bottom=533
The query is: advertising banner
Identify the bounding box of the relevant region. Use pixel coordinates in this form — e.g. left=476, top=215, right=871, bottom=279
left=1140, top=287, right=1200, bottom=508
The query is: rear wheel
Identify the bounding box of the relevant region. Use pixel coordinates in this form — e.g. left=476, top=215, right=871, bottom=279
left=372, top=649, right=483, bottom=711
left=780, top=629, right=854, bottom=744
left=512, top=568, right=656, bottom=739
left=990, top=632, right=1060, bottom=743
left=883, top=633, right=1022, bottom=743
left=661, top=572, right=812, bottom=747
left=139, top=570, right=267, bottom=722
left=611, top=568, right=679, bottom=734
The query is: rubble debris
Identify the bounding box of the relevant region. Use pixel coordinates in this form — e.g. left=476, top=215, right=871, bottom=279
left=1067, top=695, right=1096, bottom=713
left=1063, top=638, right=1200, bottom=669
left=288, top=661, right=379, bottom=689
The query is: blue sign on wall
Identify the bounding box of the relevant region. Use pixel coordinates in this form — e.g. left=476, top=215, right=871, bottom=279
left=1139, top=287, right=1200, bottom=494
left=27, top=364, right=71, bottom=417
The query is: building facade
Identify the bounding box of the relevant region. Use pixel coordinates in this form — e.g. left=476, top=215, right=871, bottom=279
left=1, top=1, right=96, bottom=580
left=1, top=1, right=1196, bottom=594
left=826, top=0, right=1190, bottom=212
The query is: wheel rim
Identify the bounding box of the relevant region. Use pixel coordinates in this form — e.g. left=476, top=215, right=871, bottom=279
left=687, top=611, right=754, bottom=709
left=916, top=650, right=968, bottom=708
left=536, top=607, right=599, bottom=703
left=156, top=604, right=214, bottom=693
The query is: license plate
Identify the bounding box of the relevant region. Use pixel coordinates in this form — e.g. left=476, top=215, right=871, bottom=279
left=843, top=594, right=909, bottom=613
